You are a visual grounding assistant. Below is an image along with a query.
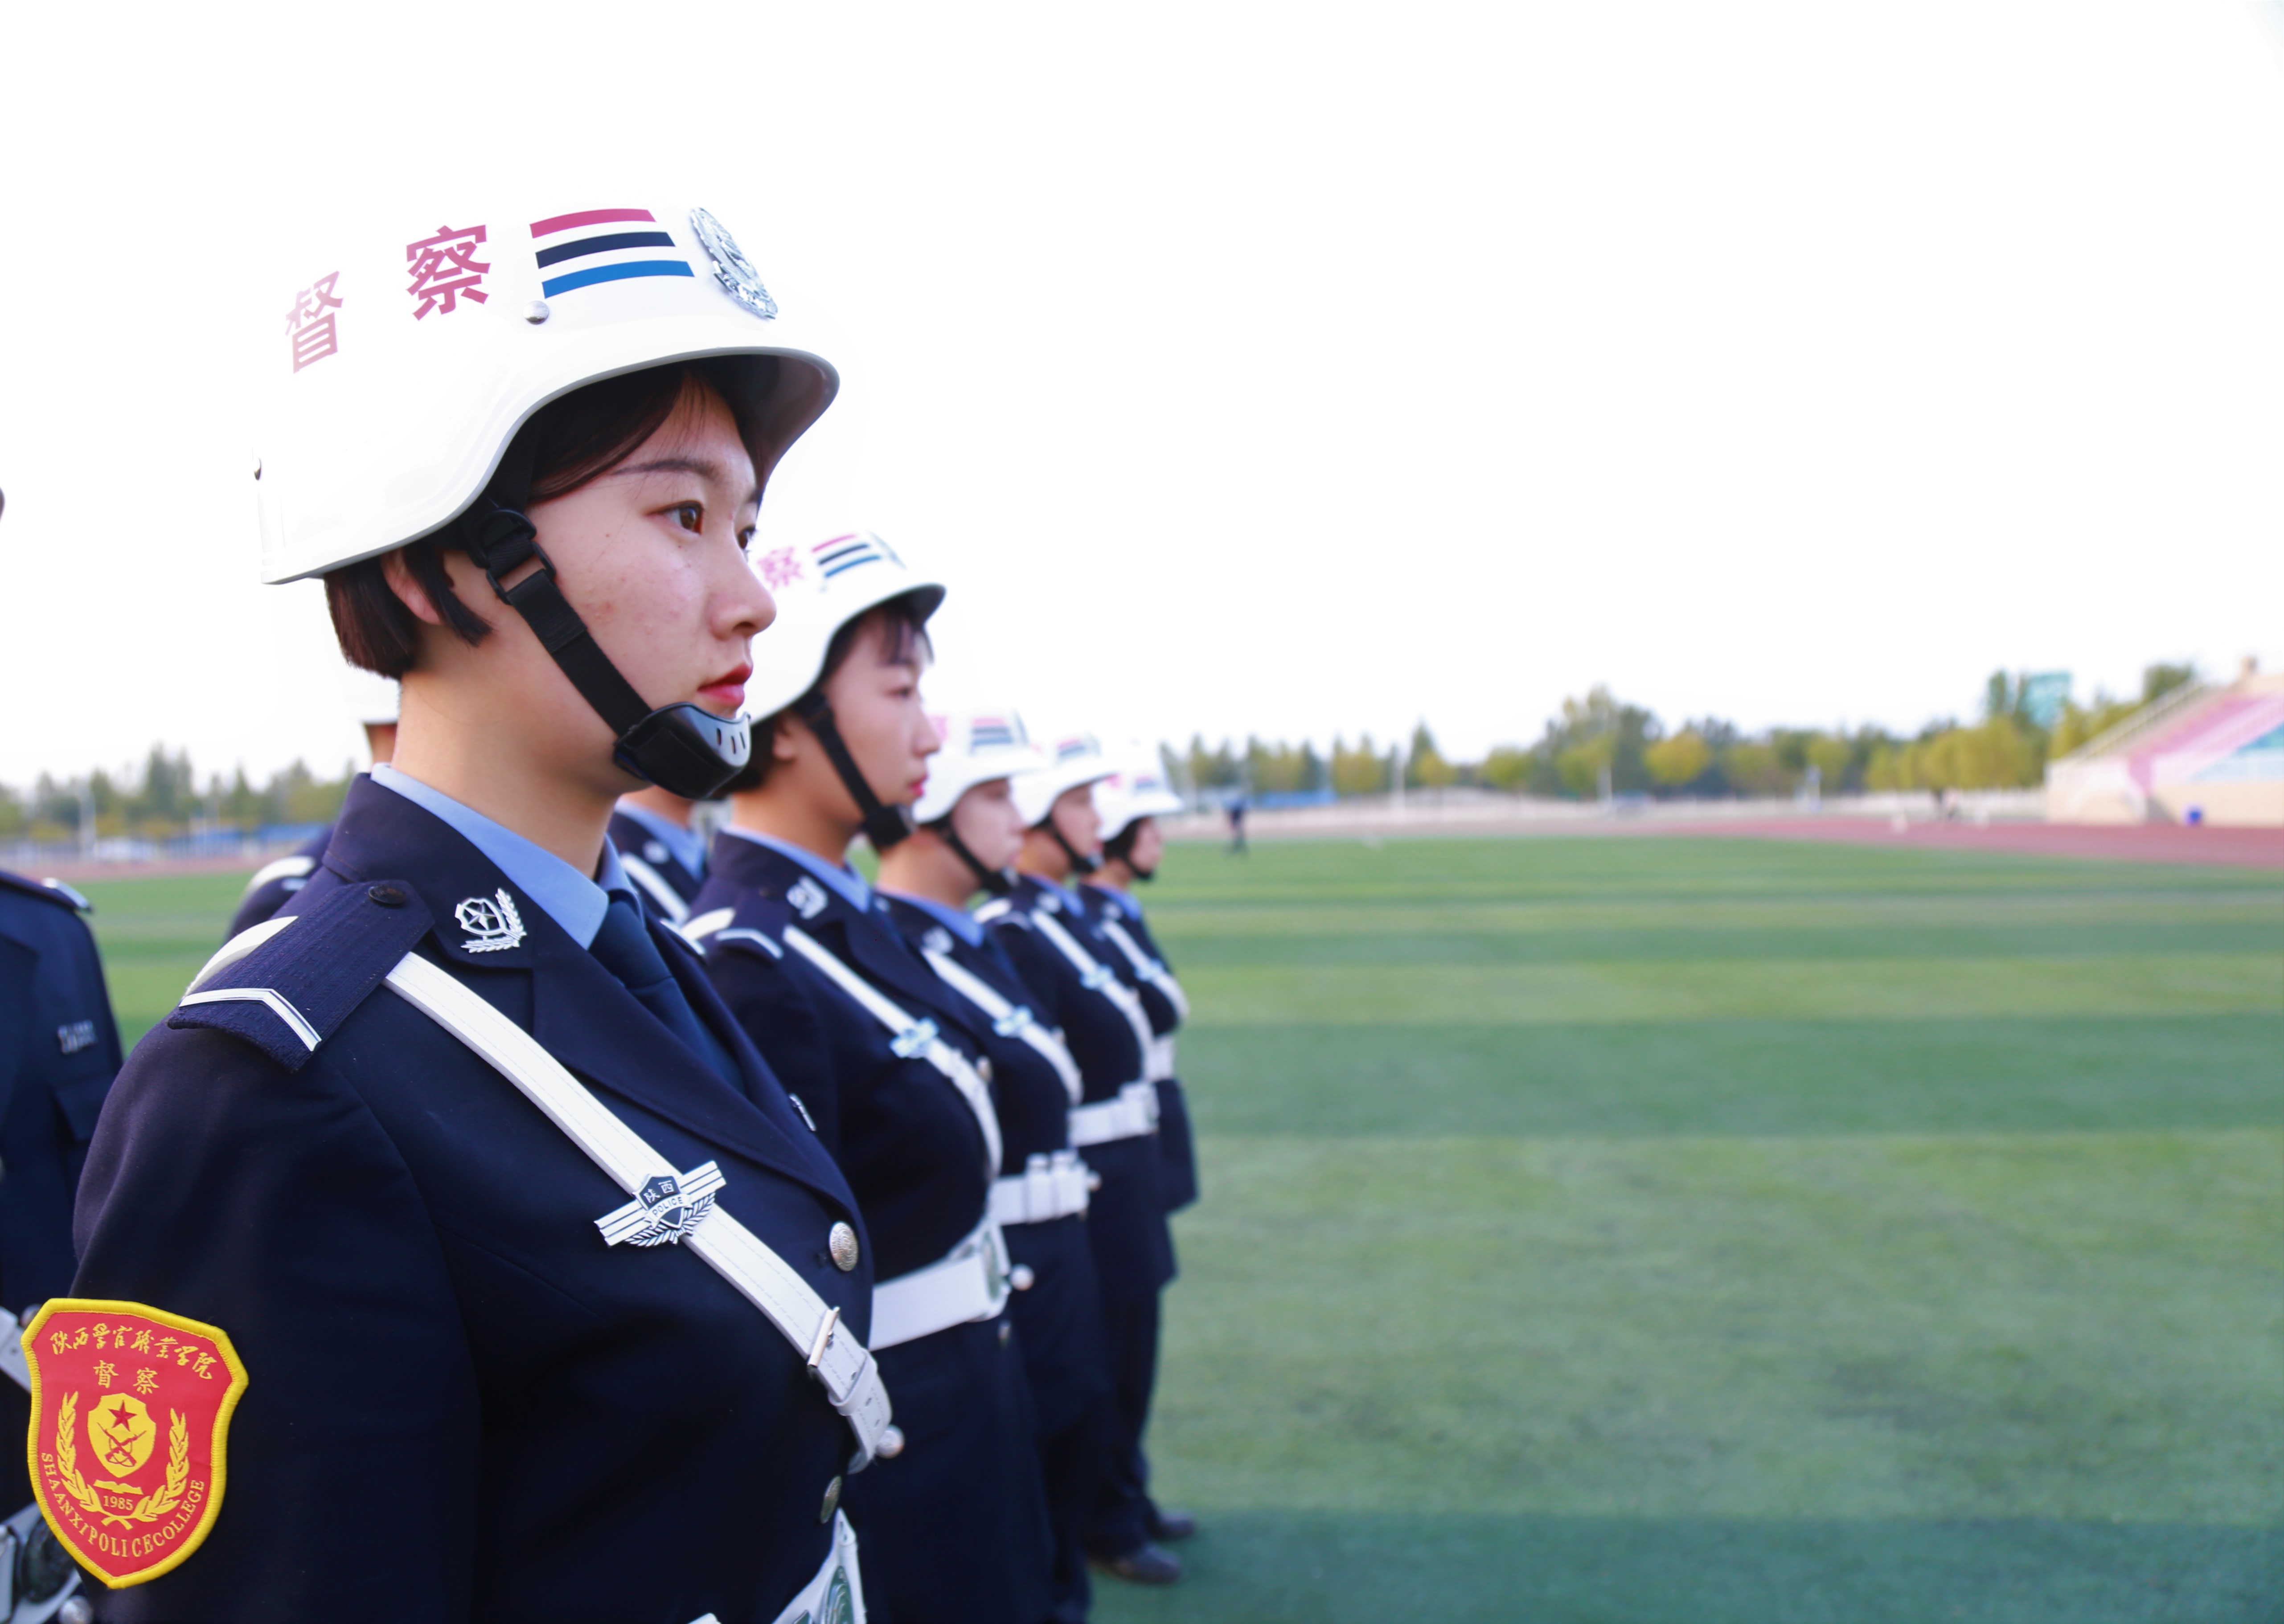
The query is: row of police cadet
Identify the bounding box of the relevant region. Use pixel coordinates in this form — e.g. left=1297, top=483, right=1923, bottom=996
left=17, top=195, right=1201, bottom=1624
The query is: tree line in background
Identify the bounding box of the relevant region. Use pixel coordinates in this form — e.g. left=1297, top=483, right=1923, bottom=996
left=0, top=748, right=356, bottom=844
left=1171, top=663, right=2200, bottom=803
left=0, top=660, right=2202, bottom=842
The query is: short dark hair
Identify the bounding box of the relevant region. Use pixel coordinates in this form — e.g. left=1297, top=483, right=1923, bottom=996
left=325, top=361, right=759, bottom=678
left=723, top=595, right=935, bottom=794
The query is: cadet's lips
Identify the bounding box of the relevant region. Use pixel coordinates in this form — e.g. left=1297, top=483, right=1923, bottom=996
left=698, top=663, right=750, bottom=712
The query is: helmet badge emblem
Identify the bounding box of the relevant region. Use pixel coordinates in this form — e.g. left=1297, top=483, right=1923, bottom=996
left=455, top=889, right=526, bottom=953
left=688, top=207, right=778, bottom=321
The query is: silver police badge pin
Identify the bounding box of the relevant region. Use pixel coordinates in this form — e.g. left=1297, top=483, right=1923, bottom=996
left=921, top=926, right=955, bottom=956
left=596, top=1161, right=726, bottom=1248
left=786, top=877, right=829, bottom=920
left=456, top=889, right=525, bottom=953
left=688, top=207, right=779, bottom=321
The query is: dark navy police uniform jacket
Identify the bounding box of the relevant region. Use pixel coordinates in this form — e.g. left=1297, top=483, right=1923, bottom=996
left=71, top=779, right=870, bottom=1624
left=878, top=894, right=1107, bottom=1439
left=609, top=807, right=707, bottom=924
left=980, top=879, right=1171, bottom=1303
left=1077, top=885, right=1197, bottom=1213
left=0, top=870, right=123, bottom=1510
left=692, top=834, right=1051, bottom=1624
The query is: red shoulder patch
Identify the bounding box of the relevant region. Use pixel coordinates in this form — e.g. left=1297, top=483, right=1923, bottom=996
left=22, top=1300, right=249, bottom=1588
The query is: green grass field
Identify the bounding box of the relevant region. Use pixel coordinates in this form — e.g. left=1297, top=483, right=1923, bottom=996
left=72, top=838, right=2284, bottom=1622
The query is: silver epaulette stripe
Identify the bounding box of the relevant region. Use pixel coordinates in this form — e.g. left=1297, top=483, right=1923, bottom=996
left=186, top=914, right=299, bottom=997
left=177, top=986, right=322, bottom=1051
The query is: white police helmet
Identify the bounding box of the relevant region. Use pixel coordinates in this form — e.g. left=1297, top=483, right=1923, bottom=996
left=743, top=530, right=946, bottom=848
left=341, top=664, right=401, bottom=726
left=1093, top=745, right=1186, bottom=843
left=259, top=201, right=834, bottom=583
left=1011, top=732, right=1116, bottom=829
left=258, top=199, right=837, bottom=799
left=913, top=711, right=1048, bottom=824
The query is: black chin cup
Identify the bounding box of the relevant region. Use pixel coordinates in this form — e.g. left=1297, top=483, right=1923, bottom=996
left=793, top=691, right=914, bottom=851
left=931, top=816, right=1015, bottom=897
left=458, top=502, right=751, bottom=800
left=1044, top=820, right=1102, bottom=877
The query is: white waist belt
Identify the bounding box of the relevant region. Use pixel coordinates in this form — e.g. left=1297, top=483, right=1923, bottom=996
left=870, top=1217, right=1011, bottom=1350
left=988, top=1150, right=1092, bottom=1225
left=1068, top=1080, right=1160, bottom=1147
left=694, top=1509, right=865, bottom=1624
left=1145, top=1034, right=1176, bottom=1084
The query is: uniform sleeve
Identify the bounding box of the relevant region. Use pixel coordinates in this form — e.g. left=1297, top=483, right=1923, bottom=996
left=71, top=1026, right=481, bottom=1624
left=702, top=946, right=843, bottom=1155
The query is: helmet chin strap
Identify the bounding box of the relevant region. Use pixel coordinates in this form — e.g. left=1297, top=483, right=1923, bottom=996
left=1042, top=820, right=1102, bottom=878
left=929, top=816, right=1014, bottom=897
left=1104, top=826, right=1156, bottom=882
left=792, top=690, right=914, bottom=851
left=454, top=444, right=750, bottom=800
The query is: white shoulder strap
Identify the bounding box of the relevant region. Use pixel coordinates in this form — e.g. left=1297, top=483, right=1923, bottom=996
left=780, top=927, right=1003, bottom=1175
left=1095, top=916, right=1190, bottom=1023
left=1029, top=909, right=1156, bottom=1060
left=380, top=951, right=893, bottom=1463
left=239, top=853, right=317, bottom=899
left=619, top=853, right=691, bottom=924
left=920, top=949, right=1083, bottom=1105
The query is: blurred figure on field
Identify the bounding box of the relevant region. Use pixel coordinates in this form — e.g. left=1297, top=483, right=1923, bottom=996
left=1225, top=791, right=1247, bottom=855
left=224, top=666, right=398, bottom=938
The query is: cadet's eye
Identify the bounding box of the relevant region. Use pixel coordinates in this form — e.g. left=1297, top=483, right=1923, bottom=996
left=673, top=502, right=703, bottom=532
left=737, top=524, right=756, bottom=552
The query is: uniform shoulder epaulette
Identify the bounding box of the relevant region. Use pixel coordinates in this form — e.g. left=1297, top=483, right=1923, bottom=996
left=974, top=897, right=1020, bottom=927
left=238, top=853, right=319, bottom=900
left=680, top=892, right=793, bottom=961
left=168, top=879, right=435, bottom=1071
left=0, top=869, right=91, bottom=913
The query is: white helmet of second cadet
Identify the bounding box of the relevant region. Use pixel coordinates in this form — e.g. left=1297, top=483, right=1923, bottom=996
left=340, top=663, right=401, bottom=726
left=257, top=200, right=836, bottom=583
left=1011, top=732, right=1116, bottom=828
left=742, top=531, right=947, bottom=722
left=1092, top=745, right=1186, bottom=842
left=913, top=711, right=1048, bottom=824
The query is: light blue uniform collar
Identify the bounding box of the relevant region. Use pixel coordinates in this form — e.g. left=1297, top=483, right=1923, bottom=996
left=614, top=799, right=709, bottom=879
left=882, top=890, right=984, bottom=947
left=720, top=826, right=874, bottom=913
left=373, top=763, right=630, bottom=949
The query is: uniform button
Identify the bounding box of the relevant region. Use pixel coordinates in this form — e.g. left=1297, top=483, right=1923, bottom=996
left=818, top=1474, right=842, bottom=1522
left=368, top=884, right=408, bottom=908
left=1009, top=1265, right=1036, bottom=1291
left=875, top=1424, right=905, bottom=1459
left=998, top=1320, right=1013, bottom=1348
left=828, top=1222, right=860, bottom=1272
left=976, top=1058, right=994, bottom=1083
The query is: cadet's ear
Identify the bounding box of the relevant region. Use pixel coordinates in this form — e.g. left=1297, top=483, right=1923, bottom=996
left=383, top=548, right=447, bottom=628
left=770, top=712, right=804, bottom=765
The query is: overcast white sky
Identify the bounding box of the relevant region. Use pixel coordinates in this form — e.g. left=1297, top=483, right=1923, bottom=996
left=2, top=2, right=2279, bottom=786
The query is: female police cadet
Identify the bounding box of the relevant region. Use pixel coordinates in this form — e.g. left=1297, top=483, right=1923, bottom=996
left=873, top=713, right=1111, bottom=1624
left=56, top=200, right=889, bottom=1624
left=684, top=539, right=1053, bottom=1624
left=980, top=740, right=1181, bottom=1588
left=1077, top=751, right=1198, bottom=1217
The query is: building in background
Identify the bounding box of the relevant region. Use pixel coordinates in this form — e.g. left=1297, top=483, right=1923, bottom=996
left=2047, top=659, right=2284, bottom=827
